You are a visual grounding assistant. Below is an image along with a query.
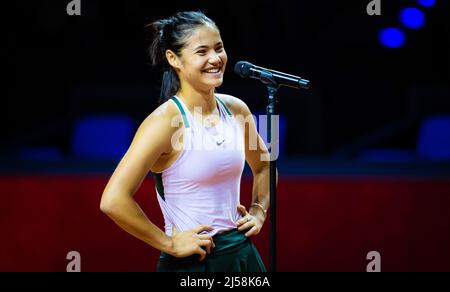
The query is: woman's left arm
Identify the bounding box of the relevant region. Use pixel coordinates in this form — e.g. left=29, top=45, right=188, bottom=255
left=225, top=95, right=278, bottom=237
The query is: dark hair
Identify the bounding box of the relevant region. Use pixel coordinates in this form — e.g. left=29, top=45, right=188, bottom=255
left=147, top=11, right=218, bottom=104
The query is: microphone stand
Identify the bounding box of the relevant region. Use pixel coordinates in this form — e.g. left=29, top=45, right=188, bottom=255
left=237, top=61, right=309, bottom=272
left=259, top=71, right=279, bottom=272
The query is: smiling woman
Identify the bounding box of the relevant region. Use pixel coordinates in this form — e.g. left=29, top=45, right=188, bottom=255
left=148, top=11, right=227, bottom=105
left=100, top=11, right=273, bottom=272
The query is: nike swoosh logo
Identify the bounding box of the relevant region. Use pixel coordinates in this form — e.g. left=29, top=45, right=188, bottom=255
left=216, top=139, right=225, bottom=146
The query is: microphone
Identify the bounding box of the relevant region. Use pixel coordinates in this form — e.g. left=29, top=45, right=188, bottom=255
left=234, top=61, right=310, bottom=90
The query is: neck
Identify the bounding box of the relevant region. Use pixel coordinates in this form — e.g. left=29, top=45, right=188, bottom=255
left=177, top=85, right=217, bottom=116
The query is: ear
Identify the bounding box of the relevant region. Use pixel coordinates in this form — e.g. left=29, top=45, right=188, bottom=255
left=165, top=49, right=181, bottom=71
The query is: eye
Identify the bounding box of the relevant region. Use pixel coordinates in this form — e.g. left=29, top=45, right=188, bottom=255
left=196, top=50, right=207, bottom=55
left=215, top=46, right=224, bottom=53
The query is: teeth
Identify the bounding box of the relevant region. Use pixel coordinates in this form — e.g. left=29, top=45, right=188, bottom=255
left=204, top=68, right=220, bottom=73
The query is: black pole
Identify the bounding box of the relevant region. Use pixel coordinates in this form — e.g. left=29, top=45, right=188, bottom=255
left=266, top=86, right=278, bottom=272
left=234, top=61, right=309, bottom=272
left=256, top=70, right=279, bottom=272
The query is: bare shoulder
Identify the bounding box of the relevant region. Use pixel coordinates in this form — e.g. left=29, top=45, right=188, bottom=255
left=133, top=99, right=182, bottom=153
left=215, top=93, right=251, bottom=116
left=139, top=99, right=181, bottom=131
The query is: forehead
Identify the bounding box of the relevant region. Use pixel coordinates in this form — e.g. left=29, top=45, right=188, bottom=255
left=184, top=24, right=222, bottom=48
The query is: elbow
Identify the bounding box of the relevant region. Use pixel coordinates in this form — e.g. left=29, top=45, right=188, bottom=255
left=100, top=198, right=112, bottom=215
left=100, top=193, right=118, bottom=215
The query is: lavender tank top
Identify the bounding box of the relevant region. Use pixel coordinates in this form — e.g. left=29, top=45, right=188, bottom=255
left=153, top=95, right=246, bottom=236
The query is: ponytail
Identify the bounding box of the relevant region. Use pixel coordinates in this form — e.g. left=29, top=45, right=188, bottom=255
left=160, top=69, right=180, bottom=104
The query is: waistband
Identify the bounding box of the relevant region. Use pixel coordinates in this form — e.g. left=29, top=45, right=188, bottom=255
left=159, top=228, right=249, bottom=261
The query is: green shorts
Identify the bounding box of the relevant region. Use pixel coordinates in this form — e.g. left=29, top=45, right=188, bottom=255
left=156, top=228, right=267, bottom=272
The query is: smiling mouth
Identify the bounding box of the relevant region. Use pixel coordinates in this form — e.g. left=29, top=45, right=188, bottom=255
left=203, top=67, right=222, bottom=74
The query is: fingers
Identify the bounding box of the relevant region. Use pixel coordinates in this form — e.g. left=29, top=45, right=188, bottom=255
left=197, top=247, right=207, bottom=261
left=199, top=239, right=212, bottom=254
left=245, top=225, right=259, bottom=237
left=237, top=219, right=253, bottom=231
left=236, top=205, right=250, bottom=227
left=170, top=224, right=217, bottom=260
left=198, top=234, right=215, bottom=249
left=237, top=204, right=248, bottom=216
left=191, top=224, right=213, bottom=234
left=236, top=216, right=251, bottom=226
left=237, top=217, right=260, bottom=237
left=198, top=234, right=212, bottom=240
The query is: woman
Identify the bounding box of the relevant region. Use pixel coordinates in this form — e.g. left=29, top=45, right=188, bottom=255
left=100, top=11, right=273, bottom=272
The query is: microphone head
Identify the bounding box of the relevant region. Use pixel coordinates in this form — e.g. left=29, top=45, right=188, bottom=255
left=234, top=61, right=253, bottom=78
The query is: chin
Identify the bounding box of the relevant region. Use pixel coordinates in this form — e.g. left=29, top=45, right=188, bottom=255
left=200, top=83, right=222, bottom=94
left=204, top=79, right=223, bottom=88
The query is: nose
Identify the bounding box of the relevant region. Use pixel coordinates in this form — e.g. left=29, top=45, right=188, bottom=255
left=209, top=53, right=222, bottom=66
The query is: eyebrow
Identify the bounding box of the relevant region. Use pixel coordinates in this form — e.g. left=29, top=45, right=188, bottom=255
left=193, top=42, right=223, bottom=51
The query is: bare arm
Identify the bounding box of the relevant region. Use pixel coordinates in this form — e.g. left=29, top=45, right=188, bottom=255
left=100, top=103, right=213, bottom=259
left=242, top=101, right=272, bottom=212
left=219, top=94, right=278, bottom=236
left=100, top=104, right=176, bottom=253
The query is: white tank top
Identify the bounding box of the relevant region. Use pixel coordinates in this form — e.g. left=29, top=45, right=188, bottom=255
left=153, top=95, right=246, bottom=236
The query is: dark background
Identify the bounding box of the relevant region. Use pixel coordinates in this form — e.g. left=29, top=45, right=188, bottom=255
left=1, top=0, right=450, bottom=272
left=3, top=0, right=449, bottom=162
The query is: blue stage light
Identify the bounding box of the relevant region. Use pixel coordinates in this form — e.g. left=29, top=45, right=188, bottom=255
left=379, top=28, right=406, bottom=48
left=417, top=0, right=435, bottom=8
left=400, top=8, right=425, bottom=29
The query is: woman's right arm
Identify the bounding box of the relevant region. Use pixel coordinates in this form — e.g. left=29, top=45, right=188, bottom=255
left=100, top=103, right=213, bottom=260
